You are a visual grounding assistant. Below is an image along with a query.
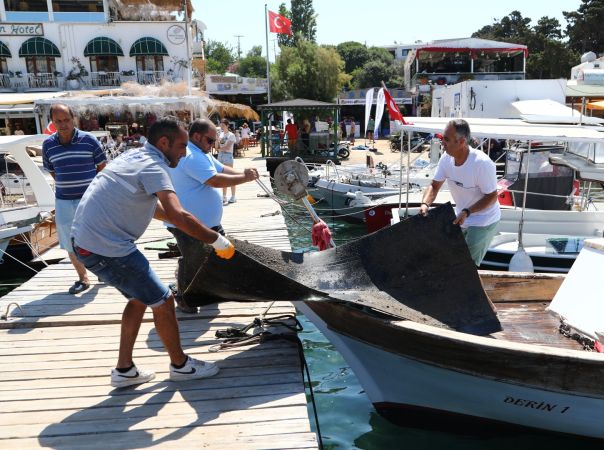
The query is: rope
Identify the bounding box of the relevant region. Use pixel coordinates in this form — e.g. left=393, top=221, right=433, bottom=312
left=210, top=313, right=324, bottom=450
left=0, top=246, right=39, bottom=274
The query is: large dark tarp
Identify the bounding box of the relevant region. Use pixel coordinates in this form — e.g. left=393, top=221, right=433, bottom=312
left=183, top=203, right=501, bottom=335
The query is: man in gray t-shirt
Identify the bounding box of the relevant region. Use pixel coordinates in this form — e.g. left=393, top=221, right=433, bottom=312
left=72, top=117, right=235, bottom=388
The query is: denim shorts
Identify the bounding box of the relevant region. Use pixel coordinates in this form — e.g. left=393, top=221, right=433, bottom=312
left=217, top=151, right=234, bottom=165
left=55, top=198, right=81, bottom=252
left=74, top=246, right=170, bottom=308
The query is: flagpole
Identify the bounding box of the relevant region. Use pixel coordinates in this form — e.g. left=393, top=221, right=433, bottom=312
left=264, top=3, right=272, bottom=104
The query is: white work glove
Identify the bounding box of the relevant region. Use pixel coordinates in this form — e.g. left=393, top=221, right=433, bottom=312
left=211, top=234, right=235, bottom=259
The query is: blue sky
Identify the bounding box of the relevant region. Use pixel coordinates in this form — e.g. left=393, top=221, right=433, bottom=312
left=192, top=0, right=583, bottom=60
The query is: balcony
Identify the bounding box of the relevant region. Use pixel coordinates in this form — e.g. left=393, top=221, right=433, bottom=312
left=0, top=74, right=12, bottom=91
left=137, top=70, right=166, bottom=85
left=27, top=73, right=60, bottom=90
left=90, top=71, right=122, bottom=87
left=412, top=72, right=525, bottom=90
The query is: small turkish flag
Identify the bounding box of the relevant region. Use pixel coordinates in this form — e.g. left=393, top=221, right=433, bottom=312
left=383, top=88, right=407, bottom=124
left=268, top=10, right=292, bottom=35
left=44, top=122, right=56, bottom=135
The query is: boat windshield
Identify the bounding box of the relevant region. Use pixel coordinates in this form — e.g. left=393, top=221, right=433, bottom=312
left=504, top=147, right=572, bottom=180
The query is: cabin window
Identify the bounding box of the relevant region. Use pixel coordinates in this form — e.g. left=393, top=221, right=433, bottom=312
left=4, top=0, right=48, bottom=11
left=89, top=55, right=119, bottom=73
left=25, top=56, right=56, bottom=75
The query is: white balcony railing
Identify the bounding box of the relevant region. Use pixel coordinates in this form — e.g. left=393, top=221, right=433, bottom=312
left=137, top=70, right=166, bottom=85
left=28, top=73, right=59, bottom=89
left=0, top=73, right=11, bottom=89
left=90, top=71, right=122, bottom=87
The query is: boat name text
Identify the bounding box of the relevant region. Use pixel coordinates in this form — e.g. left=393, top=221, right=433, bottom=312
left=504, top=396, right=570, bottom=414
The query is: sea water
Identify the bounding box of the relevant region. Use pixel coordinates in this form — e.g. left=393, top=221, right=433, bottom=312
left=280, top=199, right=601, bottom=449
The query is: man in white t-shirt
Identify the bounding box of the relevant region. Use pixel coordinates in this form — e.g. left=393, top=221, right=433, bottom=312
left=420, top=119, right=500, bottom=266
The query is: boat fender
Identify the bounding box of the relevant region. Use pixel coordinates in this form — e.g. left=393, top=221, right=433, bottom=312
left=348, top=191, right=372, bottom=207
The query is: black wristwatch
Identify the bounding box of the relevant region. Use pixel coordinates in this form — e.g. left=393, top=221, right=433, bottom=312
left=421, top=202, right=430, bottom=208
left=462, top=208, right=471, bottom=217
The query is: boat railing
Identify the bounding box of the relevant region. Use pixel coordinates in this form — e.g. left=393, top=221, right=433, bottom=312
left=502, top=189, right=591, bottom=210
left=27, top=73, right=59, bottom=90
left=90, top=71, right=122, bottom=87
left=0, top=73, right=11, bottom=89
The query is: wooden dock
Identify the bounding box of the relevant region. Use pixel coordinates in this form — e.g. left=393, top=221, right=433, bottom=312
left=0, top=156, right=319, bottom=449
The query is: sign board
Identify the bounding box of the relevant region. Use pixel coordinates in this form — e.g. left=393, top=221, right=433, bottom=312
left=166, top=25, right=186, bottom=45
left=339, top=97, right=412, bottom=105
left=205, top=74, right=268, bottom=94
left=339, top=88, right=412, bottom=106
left=0, top=23, right=43, bottom=36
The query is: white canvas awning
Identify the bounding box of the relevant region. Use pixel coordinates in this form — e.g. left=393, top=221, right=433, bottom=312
left=399, top=117, right=604, bottom=144
left=511, top=99, right=604, bottom=126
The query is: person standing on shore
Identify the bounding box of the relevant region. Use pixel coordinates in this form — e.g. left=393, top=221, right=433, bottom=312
left=216, top=119, right=237, bottom=204
left=366, top=116, right=375, bottom=143
left=72, top=116, right=235, bottom=387
left=420, top=119, right=500, bottom=266
left=42, top=103, right=107, bottom=295
left=285, top=119, right=298, bottom=155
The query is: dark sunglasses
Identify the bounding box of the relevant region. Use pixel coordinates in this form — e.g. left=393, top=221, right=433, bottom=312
left=205, top=136, right=216, bottom=145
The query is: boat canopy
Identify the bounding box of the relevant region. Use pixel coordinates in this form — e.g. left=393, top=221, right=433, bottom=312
left=415, top=37, right=528, bottom=58
left=511, top=99, right=604, bottom=126
left=399, top=117, right=604, bottom=144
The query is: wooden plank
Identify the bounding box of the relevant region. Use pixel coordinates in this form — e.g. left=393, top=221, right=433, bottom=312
left=0, top=155, right=316, bottom=449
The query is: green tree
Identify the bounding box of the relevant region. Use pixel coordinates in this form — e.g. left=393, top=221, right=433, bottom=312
left=353, top=60, right=404, bottom=89
left=278, top=0, right=316, bottom=47
left=367, top=46, right=395, bottom=66
left=272, top=41, right=349, bottom=101
left=237, top=46, right=267, bottom=78
left=336, top=41, right=370, bottom=74
left=564, top=0, right=604, bottom=54
left=473, top=11, right=578, bottom=79
left=291, top=0, right=316, bottom=44
left=205, top=40, right=235, bottom=74
left=473, top=10, right=531, bottom=43
left=276, top=3, right=294, bottom=47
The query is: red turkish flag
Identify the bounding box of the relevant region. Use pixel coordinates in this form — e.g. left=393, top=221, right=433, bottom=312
left=44, top=122, right=56, bottom=135
left=383, top=88, right=407, bottom=124
left=268, top=10, right=292, bottom=35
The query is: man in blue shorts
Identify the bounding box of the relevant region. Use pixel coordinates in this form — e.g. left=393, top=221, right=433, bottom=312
left=43, top=103, right=107, bottom=295
left=168, top=118, right=259, bottom=313
left=72, top=117, right=235, bottom=388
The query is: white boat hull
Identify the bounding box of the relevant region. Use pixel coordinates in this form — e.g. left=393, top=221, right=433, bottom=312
left=298, top=302, right=604, bottom=439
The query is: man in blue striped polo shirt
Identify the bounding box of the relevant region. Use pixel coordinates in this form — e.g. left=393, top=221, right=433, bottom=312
left=43, top=103, right=107, bottom=294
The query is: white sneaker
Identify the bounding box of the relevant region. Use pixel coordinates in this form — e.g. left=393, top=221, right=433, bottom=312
left=223, top=197, right=228, bottom=205
left=110, top=365, right=155, bottom=388
left=170, top=356, right=219, bottom=381
left=228, top=196, right=237, bottom=203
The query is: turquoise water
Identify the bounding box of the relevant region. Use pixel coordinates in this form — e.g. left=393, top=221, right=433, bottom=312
left=279, top=199, right=601, bottom=449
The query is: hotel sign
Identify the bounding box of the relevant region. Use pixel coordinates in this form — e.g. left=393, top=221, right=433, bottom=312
left=0, top=23, right=44, bottom=36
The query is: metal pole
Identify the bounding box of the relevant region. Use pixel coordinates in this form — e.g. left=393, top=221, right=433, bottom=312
left=234, top=34, right=244, bottom=60
left=264, top=4, right=272, bottom=104
left=405, top=131, right=411, bottom=218
left=184, top=0, right=192, bottom=96
left=518, top=141, right=531, bottom=249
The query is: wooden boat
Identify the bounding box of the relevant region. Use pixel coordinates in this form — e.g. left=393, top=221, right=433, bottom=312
left=181, top=203, right=604, bottom=439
